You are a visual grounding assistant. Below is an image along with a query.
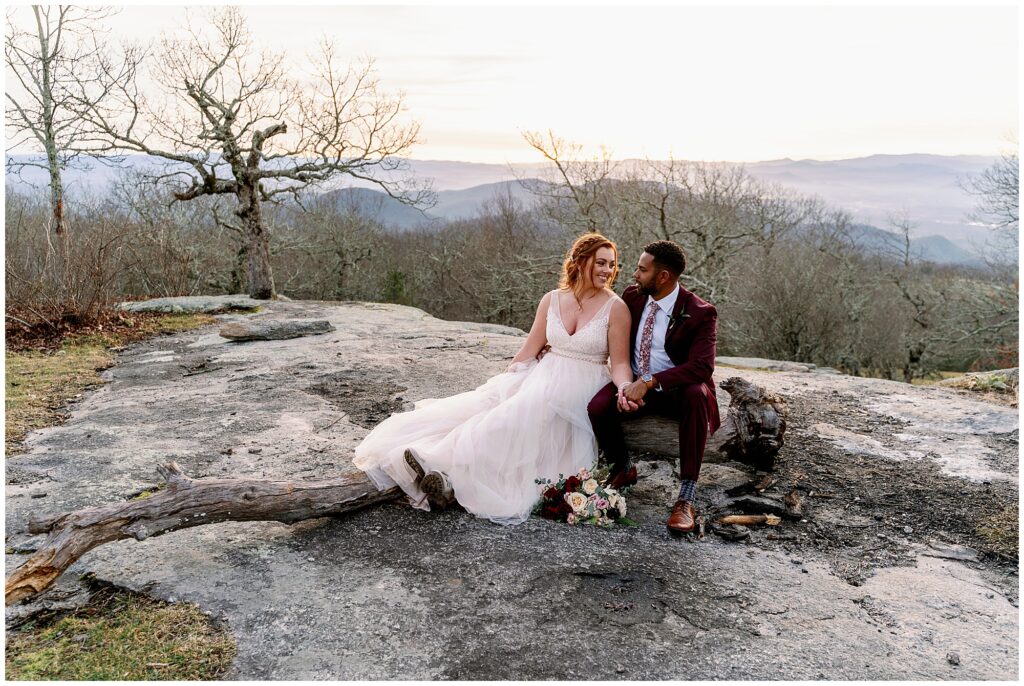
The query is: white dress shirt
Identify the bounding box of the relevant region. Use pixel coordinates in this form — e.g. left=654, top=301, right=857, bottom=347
left=632, top=287, right=679, bottom=380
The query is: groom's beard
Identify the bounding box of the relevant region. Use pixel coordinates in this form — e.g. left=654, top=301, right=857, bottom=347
left=635, top=280, right=656, bottom=296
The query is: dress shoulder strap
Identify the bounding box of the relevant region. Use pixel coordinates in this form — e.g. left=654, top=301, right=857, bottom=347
left=595, top=293, right=617, bottom=318
left=547, top=289, right=561, bottom=317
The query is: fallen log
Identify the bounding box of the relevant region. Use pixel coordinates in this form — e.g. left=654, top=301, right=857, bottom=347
left=622, top=376, right=787, bottom=471
left=5, top=462, right=401, bottom=605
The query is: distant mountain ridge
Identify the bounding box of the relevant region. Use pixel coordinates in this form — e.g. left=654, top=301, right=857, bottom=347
left=6, top=152, right=1001, bottom=255
left=319, top=182, right=985, bottom=266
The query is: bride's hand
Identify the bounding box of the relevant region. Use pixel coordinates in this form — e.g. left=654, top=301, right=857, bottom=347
left=507, top=359, right=537, bottom=373
left=616, top=386, right=642, bottom=412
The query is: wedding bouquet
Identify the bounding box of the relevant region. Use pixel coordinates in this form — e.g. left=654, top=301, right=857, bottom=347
left=534, top=467, right=635, bottom=527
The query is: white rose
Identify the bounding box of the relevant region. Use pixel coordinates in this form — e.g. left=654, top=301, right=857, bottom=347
left=616, top=498, right=627, bottom=517
left=565, top=491, right=588, bottom=514
left=582, top=478, right=599, bottom=495
left=608, top=493, right=620, bottom=509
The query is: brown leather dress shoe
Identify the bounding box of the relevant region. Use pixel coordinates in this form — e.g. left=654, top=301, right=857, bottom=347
left=606, top=464, right=638, bottom=490
left=667, top=500, right=698, bottom=535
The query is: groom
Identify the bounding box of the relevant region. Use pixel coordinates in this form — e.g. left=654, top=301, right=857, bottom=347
left=588, top=240, right=720, bottom=534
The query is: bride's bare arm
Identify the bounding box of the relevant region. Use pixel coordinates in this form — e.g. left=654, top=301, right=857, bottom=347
left=608, top=298, right=633, bottom=390
left=509, top=291, right=552, bottom=366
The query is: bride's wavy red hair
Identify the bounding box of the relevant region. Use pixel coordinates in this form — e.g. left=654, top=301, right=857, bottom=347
left=558, top=233, right=619, bottom=302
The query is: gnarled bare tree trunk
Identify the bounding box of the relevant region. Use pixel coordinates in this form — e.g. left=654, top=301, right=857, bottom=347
left=239, top=184, right=275, bottom=299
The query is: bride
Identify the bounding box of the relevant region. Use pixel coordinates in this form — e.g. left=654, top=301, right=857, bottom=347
left=353, top=233, right=635, bottom=525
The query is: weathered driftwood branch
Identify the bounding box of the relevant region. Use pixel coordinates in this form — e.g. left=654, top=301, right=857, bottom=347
left=717, top=514, right=782, bottom=527
left=5, top=462, right=400, bottom=605
left=622, top=376, right=787, bottom=471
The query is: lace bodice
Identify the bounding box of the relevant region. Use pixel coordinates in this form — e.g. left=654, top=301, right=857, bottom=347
left=546, top=290, right=615, bottom=364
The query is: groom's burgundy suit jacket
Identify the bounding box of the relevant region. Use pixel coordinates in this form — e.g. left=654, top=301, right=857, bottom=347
left=622, top=283, right=721, bottom=434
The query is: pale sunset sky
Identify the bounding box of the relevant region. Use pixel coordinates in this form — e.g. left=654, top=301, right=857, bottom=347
left=7, top=2, right=1021, bottom=163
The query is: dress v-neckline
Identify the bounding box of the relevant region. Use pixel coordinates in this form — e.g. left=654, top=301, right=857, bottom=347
left=555, top=291, right=612, bottom=337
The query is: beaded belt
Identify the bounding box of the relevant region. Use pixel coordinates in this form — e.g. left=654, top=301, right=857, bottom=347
left=548, top=348, right=608, bottom=365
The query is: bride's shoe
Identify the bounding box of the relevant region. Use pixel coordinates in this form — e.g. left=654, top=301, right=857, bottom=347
left=405, top=448, right=455, bottom=509
left=421, top=471, right=455, bottom=509
left=404, top=448, right=426, bottom=482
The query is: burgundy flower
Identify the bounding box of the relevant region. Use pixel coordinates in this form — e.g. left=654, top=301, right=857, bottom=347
left=544, top=487, right=561, bottom=501
left=564, top=476, right=581, bottom=492
left=543, top=504, right=568, bottom=521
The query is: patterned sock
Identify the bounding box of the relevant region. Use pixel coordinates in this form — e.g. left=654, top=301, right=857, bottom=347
left=678, top=479, right=697, bottom=503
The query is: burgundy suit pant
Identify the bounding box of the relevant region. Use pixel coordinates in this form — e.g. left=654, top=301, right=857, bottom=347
left=587, top=382, right=710, bottom=482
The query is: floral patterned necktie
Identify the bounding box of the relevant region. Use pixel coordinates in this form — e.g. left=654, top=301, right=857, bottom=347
left=638, top=300, right=659, bottom=376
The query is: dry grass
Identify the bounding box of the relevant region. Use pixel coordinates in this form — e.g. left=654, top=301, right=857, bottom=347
left=5, top=313, right=215, bottom=454
left=976, top=505, right=1020, bottom=559
left=5, top=587, right=236, bottom=680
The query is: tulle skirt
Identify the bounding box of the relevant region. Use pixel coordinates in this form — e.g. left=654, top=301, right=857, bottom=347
left=352, top=353, right=612, bottom=525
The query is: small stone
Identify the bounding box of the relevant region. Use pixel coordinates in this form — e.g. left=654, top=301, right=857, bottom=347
left=615, top=665, right=626, bottom=674
left=248, top=447, right=263, bottom=454
left=790, top=558, right=802, bottom=564
left=946, top=652, right=960, bottom=666
left=903, top=526, right=914, bottom=534
left=307, top=557, right=315, bottom=562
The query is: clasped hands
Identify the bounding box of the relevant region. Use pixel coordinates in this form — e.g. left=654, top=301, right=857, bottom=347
left=617, top=379, right=647, bottom=413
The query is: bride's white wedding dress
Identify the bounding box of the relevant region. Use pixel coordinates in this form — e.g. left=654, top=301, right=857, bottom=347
left=353, top=290, right=618, bottom=525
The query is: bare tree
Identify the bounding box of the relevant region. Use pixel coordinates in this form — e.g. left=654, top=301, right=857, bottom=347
left=5, top=5, right=125, bottom=236
left=962, top=146, right=1019, bottom=276
left=72, top=7, right=429, bottom=299
left=964, top=148, right=1019, bottom=236
left=519, top=130, right=618, bottom=235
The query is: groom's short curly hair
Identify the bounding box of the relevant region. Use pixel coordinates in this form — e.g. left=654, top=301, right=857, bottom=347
left=643, top=240, right=686, bottom=277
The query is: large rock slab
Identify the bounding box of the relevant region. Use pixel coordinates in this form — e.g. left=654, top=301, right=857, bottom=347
left=219, top=319, right=336, bottom=342
left=5, top=299, right=1018, bottom=679
left=117, top=294, right=263, bottom=313
left=718, top=356, right=821, bottom=373
left=939, top=367, right=1019, bottom=394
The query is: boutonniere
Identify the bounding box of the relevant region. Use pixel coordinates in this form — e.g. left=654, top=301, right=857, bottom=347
left=668, top=312, right=690, bottom=331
